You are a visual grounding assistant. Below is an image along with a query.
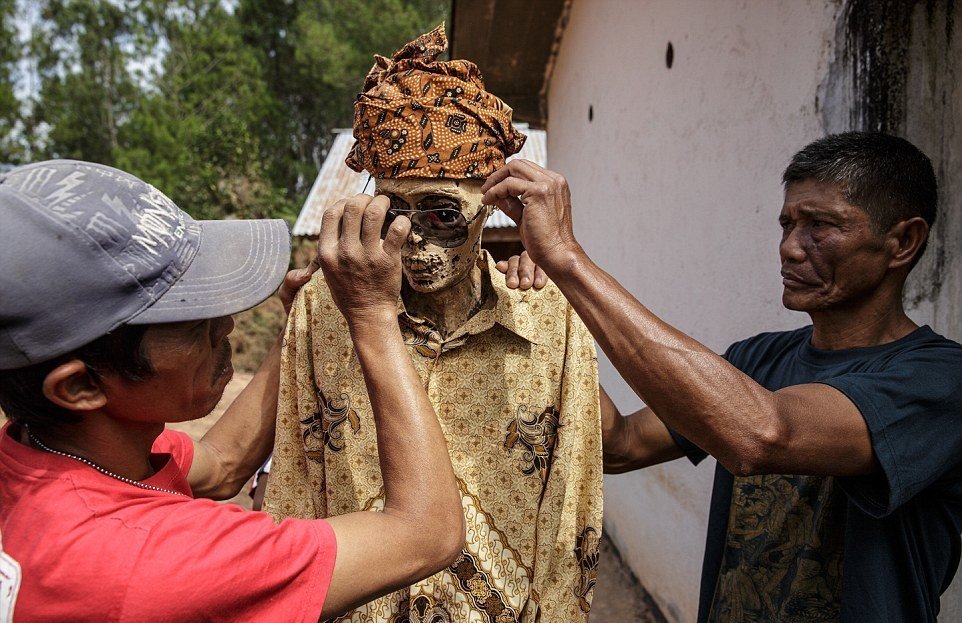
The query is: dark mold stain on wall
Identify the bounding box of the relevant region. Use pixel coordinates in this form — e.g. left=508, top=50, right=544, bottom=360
left=822, top=0, right=959, bottom=307
left=840, top=0, right=916, bottom=132
left=828, top=0, right=955, bottom=132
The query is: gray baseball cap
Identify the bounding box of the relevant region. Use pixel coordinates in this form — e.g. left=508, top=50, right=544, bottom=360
left=0, top=160, right=291, bottom=370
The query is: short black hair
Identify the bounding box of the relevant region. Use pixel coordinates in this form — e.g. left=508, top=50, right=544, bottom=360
left=782, top=131, right=938, bottom=236
left=0, top=325, right=154, bottom=435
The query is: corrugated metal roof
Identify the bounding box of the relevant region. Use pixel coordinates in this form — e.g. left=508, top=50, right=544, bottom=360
left=292, top=125, right=545, bottom=236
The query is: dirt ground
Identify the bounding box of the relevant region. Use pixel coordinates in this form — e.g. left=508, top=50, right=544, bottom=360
left=171, top=373, right=665, bottom=622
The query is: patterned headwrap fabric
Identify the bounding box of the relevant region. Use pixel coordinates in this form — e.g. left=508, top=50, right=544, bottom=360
left=345, top=24, right=526, bottom=180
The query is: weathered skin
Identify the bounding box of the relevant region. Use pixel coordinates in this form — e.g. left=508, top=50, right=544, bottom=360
left=376, top=178, right=491, bottom=338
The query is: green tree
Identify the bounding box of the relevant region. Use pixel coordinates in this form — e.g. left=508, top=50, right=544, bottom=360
left=0, top=0, right=25, bottom=163
left=237, top=0, right=449, bottom=196
left=11, top=0, right=449, bottom=221
left=291, top=0, right=448, bottom=161
left=117, top=0, right=291, bottom=220
left=29, top=0, right=158, bottom=163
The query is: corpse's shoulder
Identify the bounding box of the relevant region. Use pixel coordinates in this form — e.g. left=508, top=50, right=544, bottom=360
left=496, top=273, right=569, bottom=319
left=299, top=271, right=335, bottom=303
left=526, top=278, right=566, bottom=308
left=290, top=272, right=350, bottom=331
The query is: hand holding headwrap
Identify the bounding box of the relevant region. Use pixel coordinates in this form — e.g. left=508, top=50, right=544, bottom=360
left=345, top=24, right=526, bottom=180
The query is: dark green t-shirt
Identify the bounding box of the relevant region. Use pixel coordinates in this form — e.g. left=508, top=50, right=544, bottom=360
left=673, top=325, right=962, bottom=622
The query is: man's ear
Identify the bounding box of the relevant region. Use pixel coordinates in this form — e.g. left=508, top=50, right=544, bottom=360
left=887, top=217, right=930, bottom=269
left=42, top=360, right=107, bottom=412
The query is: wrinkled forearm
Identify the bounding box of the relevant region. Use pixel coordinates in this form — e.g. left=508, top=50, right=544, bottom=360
left=347, top=310, right=464, bottom=567
left=547, top=250, right=778, bottom=474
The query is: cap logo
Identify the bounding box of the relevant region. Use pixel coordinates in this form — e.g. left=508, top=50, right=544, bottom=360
left=130, top=186, right=187, bottom=257
left=46, top=171, right=86, bottom=207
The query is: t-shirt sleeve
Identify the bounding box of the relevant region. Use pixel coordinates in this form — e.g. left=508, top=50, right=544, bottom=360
left=668, top=428, right=709, bottom=465
left=121, top=500, right=337, bottom=623
left=825, top=342, right=962, bottom=518
left=152, top=428, right=196, bottom=474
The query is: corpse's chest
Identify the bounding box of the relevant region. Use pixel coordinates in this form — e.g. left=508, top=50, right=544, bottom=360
left=301, top=326, right=566, bottom=488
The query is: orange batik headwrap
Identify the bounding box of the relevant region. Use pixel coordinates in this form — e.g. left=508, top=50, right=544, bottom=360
left=345, top=24, right=526, bottom=180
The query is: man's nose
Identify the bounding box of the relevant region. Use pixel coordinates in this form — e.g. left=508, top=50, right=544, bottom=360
left=779, top=227, right=807, bottom=263
left=212, top=315, right=235, bottom=343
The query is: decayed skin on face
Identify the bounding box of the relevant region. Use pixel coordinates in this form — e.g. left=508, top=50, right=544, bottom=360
left=375, top=177, right=490, bottom=338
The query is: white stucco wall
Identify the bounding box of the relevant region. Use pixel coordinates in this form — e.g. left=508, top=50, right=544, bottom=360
left=545, top=1, right=961, bottom=621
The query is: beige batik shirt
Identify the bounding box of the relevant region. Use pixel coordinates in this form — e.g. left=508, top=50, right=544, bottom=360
left=264, top=252, right=603, bottom=623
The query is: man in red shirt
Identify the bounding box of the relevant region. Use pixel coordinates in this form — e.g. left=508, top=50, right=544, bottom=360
left=0, top=160, right=465, bottom=621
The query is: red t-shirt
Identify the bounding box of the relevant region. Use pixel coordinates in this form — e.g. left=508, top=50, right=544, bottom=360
left=0, top=423, right=336, bottom=622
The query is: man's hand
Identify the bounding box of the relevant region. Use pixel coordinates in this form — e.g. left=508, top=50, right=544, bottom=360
left=317, top=194, right=411, bottom=326
left=277, top=265, right=316, bottom=315
left=482, top=160, right=581, bottom=273
left=496, top=251, right=549, bottom=290
left=312, top=194, right=464, bottom=618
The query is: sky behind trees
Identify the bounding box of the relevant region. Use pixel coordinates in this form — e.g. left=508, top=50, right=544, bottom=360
left=0, top=0, right=449, bottom=221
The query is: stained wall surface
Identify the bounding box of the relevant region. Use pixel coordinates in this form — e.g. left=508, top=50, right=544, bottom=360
left=544, top=1, right=961, bottom=621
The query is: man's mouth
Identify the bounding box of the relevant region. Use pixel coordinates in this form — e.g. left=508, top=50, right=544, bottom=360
left=781, top=270, right=817, bottom=288
left=404, top=255, right=444, bottom=273
left=212, top=340, right=233, bottom=384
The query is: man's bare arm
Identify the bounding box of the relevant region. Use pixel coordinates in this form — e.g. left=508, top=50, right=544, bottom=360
left=482, top=161, right=877, bottom=478
left=187, top=266, right=317, bottom=500
left=315, top=195, right=464, bottom=618
left=600, top=386, right=684, bottom=473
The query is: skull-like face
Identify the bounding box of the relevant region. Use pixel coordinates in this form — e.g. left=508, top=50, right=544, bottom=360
left=376, top=177, right=488, bottom=293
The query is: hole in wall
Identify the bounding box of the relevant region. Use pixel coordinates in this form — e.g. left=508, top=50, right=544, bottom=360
left=588, top=105, right=594, bottom=122
left=666, top=41, right=674, bottom=68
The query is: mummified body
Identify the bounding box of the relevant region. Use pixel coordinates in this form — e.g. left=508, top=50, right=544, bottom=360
left=264, top=25, right=603, bottom=622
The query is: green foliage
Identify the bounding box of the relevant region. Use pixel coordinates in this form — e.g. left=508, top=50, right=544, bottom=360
left=0, top=0, right=25, bottom=162
left=117, top=1, right=292, bottom=220
left=30, top=0, right=157, bottom=163
left=2, top=0, right=449, bottom=222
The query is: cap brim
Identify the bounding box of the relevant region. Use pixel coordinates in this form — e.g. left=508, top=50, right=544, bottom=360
left=128, top=219, right=290, bottom=324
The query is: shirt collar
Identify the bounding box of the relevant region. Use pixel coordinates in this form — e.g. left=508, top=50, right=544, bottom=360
left=396, top=251, right=542, bottom=346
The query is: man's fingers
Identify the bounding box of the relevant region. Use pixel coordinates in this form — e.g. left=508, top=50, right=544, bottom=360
left=504, top=159, right=548, bottom=182
left=320, top=201, right=346, bottom=253
left=361, top=195, right=391, bottom=246
left=504, top=255, right=520, bottom=288
left=481, top=163, right=513, bottom=193
left=482, top=176, right=539, bottom=207
left=340, top=194, right=369, bottom=244
left=382, top=214, right=411, bottom=257
left=288, top=266, right=314, bottom=285
left=496, top=254, right=548, bottom=290
left=517, top=251, right=538, bottom=289
left=533, top=266, right=549, bottom=289
left=496, top=196, right=525, bottom=226
left=482, top=159, right=547, bottom=193
left=277, top=266, right=314, bottom=314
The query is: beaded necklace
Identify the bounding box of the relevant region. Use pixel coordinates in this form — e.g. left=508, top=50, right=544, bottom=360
left=27, top=430, right=188, bottom=497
